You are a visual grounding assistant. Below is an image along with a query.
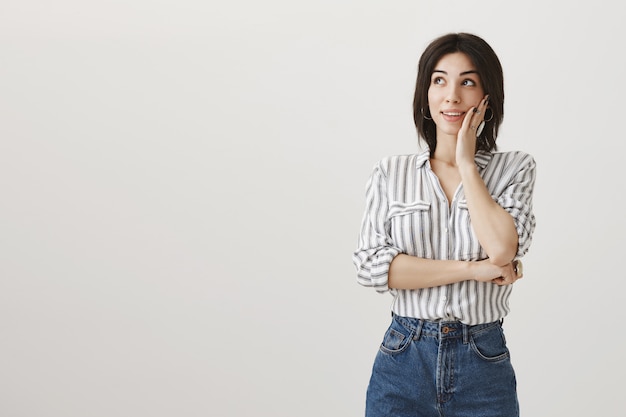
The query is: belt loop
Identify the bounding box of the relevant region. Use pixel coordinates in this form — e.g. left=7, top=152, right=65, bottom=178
left=414, top=319, right=424, bottom=341
left=462, top=324, right=469, bottom=344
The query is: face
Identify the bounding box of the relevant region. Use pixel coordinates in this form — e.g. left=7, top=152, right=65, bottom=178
left=427, top=52, right=485, bottom=140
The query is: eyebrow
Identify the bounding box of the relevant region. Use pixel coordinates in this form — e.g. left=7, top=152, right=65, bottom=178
left=432, top=70, right=478, bottom=76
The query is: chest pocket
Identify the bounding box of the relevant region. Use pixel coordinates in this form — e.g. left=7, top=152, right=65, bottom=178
left=387, top=200, right=433, bottom=258
left=389, top=201, right=431, bottom=217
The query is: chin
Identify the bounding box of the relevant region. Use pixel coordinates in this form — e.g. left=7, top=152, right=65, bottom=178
left=440, top=128, right=461, bottom=137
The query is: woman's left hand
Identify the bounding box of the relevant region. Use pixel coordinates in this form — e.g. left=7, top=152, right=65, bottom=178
left=456, top=95, right=489, bottom=166
left=491, top=260, right=523, bottom=286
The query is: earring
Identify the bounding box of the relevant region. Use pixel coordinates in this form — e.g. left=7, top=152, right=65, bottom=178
left=484, top=108, right=494, bottom=122
left=476, top=121, right=485, bottom=136
left=421, top=108, right=433, bottom=120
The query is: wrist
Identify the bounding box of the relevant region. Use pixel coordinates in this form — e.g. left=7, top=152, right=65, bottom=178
left=465, top=260, right=477, bottom=281
left=458, top=162, right=478, bottom=177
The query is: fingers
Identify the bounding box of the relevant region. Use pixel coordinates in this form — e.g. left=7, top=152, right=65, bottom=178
left=468, top=95, right=489, bottom=136
left=491, top=260, right=523, bottom=286
left=491, top=276, right=517, bottom=286
left=457, top=94, right=490, bottom=164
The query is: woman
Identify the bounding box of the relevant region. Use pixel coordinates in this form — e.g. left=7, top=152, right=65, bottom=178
left=352, top=33, right=536, bottom=417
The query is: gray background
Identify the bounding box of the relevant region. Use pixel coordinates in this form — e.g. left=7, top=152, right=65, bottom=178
left=1, top=1, right=623, bottom=416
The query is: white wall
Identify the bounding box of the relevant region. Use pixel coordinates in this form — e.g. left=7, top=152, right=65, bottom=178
left=1, top=1, right=623, bottom=416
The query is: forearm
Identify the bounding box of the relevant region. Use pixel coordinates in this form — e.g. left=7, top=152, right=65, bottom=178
left=459, top=163, right=518, bottom=265
left=388, top=254, right=473, bottom=289
left=388, top=254, right=519, bottom=290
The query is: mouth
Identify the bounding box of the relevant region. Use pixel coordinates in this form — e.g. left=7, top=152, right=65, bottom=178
left=441, top=111, right=465, bottom=122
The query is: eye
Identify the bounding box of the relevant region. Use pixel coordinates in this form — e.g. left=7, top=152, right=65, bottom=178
left=432, top=77, right=444, bottom=85
left=462, top=79, right=477, bottom=87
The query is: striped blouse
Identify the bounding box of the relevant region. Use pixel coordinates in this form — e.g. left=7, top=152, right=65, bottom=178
left=352, top=148, right=536, bottom=325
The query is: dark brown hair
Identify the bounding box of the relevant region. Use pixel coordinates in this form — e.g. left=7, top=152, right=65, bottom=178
left=413, top=33, right=504, bottom=155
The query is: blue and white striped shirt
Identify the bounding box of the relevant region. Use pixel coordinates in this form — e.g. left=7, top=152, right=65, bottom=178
left=353, top=149, right=536, bottom=325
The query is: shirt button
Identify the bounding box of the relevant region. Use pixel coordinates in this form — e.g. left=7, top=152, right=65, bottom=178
left=442, top=296, right=447, bottom=301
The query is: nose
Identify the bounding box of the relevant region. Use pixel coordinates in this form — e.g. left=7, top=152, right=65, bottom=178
left=445, top=86, right=461, bottom=103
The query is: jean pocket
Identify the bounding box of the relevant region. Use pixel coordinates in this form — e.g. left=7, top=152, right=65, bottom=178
left=469, top=324, right=510, bottom=362
left=379, top=319, right=414, bottom=355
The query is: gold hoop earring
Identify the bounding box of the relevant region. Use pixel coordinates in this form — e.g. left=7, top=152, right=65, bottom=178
left=421, top=108, right=433, bottom=120
left=484, top=108, right=494, bottom=122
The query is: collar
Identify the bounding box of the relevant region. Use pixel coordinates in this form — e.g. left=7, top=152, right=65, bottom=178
left=416, top=149, right=493, bottom=169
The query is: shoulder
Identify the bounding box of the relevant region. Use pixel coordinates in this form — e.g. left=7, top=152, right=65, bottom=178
left=374, top=151, right=429, bottom=174
left=488, top=150, right=536, bottom=170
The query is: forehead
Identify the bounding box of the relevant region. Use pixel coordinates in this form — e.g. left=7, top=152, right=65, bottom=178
left=432, top=52, right=476, bottom=75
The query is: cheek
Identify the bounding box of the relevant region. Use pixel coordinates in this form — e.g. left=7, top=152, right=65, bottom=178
left=427, top=91, right=438, bottom=110
left=427, top=88, right=435, bottom=103
left=427, top=87, right=445, bottom=106
left=467, top=89, right=486, bottom=103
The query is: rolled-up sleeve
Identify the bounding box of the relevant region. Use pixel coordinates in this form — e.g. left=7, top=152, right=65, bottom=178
left=496, top=153, right=537, bottom=257
left=352, top=161, right=402, bottom=293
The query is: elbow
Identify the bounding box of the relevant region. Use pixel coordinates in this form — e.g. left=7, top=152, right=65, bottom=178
left=486, top=245, right=518, bottom=266
left=488, top=255, right=512, bottom=267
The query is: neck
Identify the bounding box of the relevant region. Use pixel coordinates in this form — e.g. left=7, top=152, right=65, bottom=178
left=431, top=139, right=457, bottom=165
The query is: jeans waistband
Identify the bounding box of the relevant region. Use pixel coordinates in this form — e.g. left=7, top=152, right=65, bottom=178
left=391, top=313, right=502, bottom=342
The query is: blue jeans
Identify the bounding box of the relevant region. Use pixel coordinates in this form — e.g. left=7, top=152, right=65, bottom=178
left=366, top=314, right=519, bottom=417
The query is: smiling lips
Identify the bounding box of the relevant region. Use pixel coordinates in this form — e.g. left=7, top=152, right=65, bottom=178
left=441, top=111, right=465, bottom=123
